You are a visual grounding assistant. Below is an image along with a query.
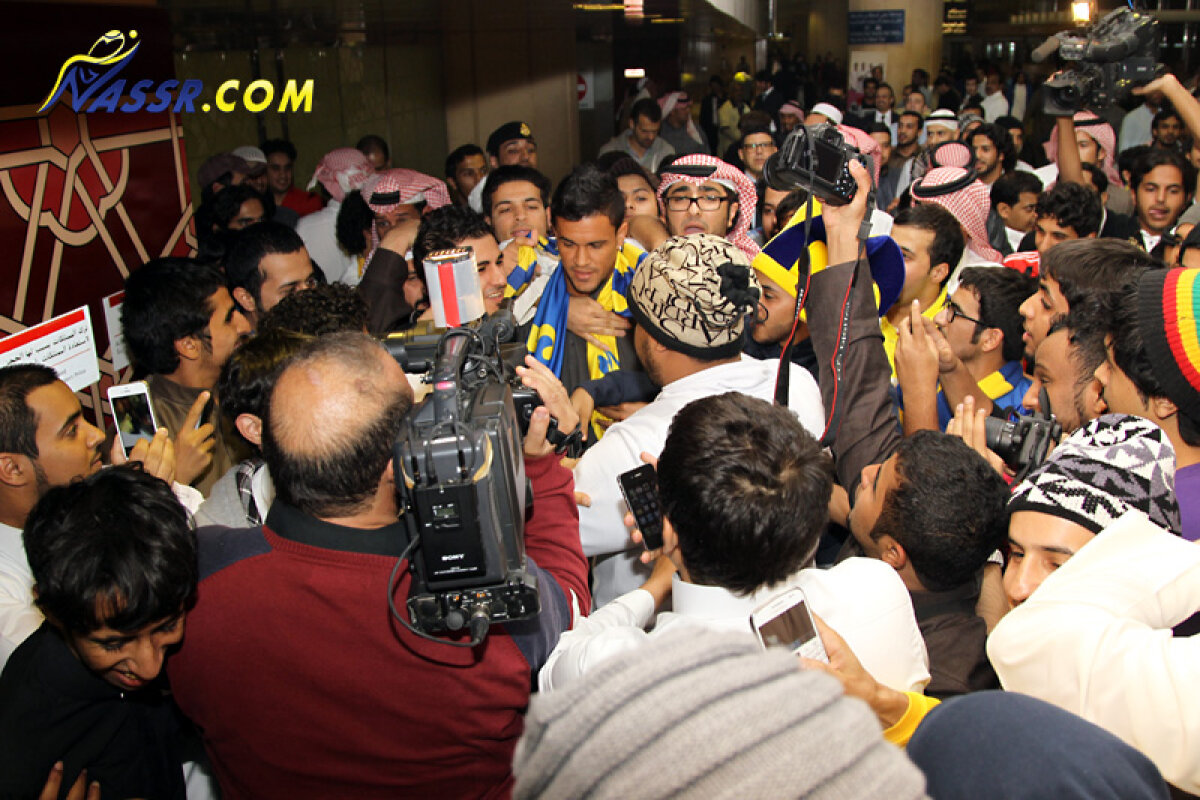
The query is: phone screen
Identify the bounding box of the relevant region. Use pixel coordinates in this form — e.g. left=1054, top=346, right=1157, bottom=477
left=112, top=392, right=156, bottom=455
left=617, top=464, right=664, bottom=551
left=757, top=602, right=819, bottom=652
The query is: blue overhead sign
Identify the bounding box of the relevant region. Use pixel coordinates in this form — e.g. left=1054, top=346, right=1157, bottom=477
left=848, top=10, right=906, bottom=44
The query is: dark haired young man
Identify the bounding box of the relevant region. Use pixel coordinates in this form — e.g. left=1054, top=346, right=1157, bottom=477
left=737, top=125, right=776, bottom=184
left=527, top=164, right=644, bottom=401
left=1151, top=107, right=1185, bottom=153
left=881, top=204, right=964, bottom=376
left=444, top=143, right=488, bottom=207
left=224, top=221, right=318, bottom=329
left=848, top=430, right=1009, bottom=696
left=122, top=259, right=252, bottom=494
left=1095, top=268, right=1200, bottom=540
left=0, top=466, right=197, bottom=798
left=544, top=392, right=928, bottom=694
left=412, top=205, right=508, bottom=314
left=598, top=97, right=675, bottom=173
left=925, top=266, right=1036, bottom=429
left=261, top=138, right=322, bottom=217
left=970, top=122, right=1016, bottom=186
left=1021, top=181, right=1102, bottom=254
left=1018, top=238, right=1158, bottom=360
left=1130, top=149, right=1195, bottom=256
left=987, top=170, right=1042, bottom=256
left=169, top=332, right=588, bottom=797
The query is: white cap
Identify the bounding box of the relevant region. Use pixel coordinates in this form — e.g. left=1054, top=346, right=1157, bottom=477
left=810, top=103, right=843, bottom=125
left=231, top=145, right=267, bottom=164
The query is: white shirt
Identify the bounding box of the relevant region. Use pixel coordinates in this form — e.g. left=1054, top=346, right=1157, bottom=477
left=1005, top=225, right=1026, bottom=253
left=295, top=200, right=361, bottom=286
left=1119, top=104, right=1155, bottom=153
left=575, top=357, right=825, bottom=608
left=981, top=91, right=1009, bottom=122
left=1142, top=230, right=1162, bottom=253
left=0, top=521, right=39, bottom=668
left=540, top=558, right=931, bottom=694
left=989, top=510, right=1200, bottom=794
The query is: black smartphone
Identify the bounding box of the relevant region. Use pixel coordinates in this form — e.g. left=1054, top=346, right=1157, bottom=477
left=617, top=463, right=663, bottom=551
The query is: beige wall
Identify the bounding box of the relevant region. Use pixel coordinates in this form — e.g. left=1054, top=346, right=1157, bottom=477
left=847, top=0, right=942, bottom=91
left=176, top=0, right=581, bottom=202
left=441, top=0, right=580, bottom=188
left=176, top=42, right=447, bottom=199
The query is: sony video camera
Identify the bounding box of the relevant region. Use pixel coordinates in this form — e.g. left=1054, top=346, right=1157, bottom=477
left=984, top=387, right=1063, bottom=481
left=388, top=311, right=547, bottom=641
left=763, top=123, right=873, bottom=206
left=1035, top=7, right=1162, bottom=117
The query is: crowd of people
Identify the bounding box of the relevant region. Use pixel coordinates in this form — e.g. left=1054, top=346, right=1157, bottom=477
left=1, top=50, right=1199, bottom=799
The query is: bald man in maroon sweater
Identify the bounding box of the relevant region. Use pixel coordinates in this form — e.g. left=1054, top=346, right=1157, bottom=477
left=169, top=333, right=589, bottom=798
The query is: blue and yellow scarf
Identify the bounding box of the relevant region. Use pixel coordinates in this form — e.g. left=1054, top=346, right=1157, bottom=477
left=526, top=242, right=643, bottom=439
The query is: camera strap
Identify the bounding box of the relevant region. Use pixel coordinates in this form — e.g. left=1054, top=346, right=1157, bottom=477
left=773, top=152, right=872, bottom=450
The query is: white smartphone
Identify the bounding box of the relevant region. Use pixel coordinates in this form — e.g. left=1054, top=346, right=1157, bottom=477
left=749, top=587, right=829, bottom=663
left=107, top=381, right=160, bottom=458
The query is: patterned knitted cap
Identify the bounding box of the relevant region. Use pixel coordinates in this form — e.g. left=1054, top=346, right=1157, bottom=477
left=1137, top=267, right=1200, bottom=421
left=779, top=101, right=803, bottom=118
left=513, top=629, right=930, bottom=800
left=628, top=234, right=760, bottom=359
left=1008, top=414, right=1180, bottom=535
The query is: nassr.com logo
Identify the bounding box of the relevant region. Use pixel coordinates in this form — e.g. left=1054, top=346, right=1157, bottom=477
left=38, top=29, right=314, bottom=115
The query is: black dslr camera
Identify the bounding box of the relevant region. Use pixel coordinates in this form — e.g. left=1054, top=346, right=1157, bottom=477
left=763, top=124, right=873, bottom=206
left=386, top=311, right=578, bottom=643
left=1035, top=7, right=1161, bottom=117
left=984, top=387, right=1063, bottom=481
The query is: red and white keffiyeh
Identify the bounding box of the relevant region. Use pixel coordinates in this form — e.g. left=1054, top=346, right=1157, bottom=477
left=659, top=91, right=706, bottom=147
left=1044, top=110, right=1122, bottom=187
left=837, top=124, right=883, bottom=189
left=912, top=166, right=1003, bottom=263
left=657, top=154, right=761, bottom=259
left=307, top=147, right=374, bottom=203
left=361, top=168, right=451, bottom=262
left=361, top=168, right=451, bottom=214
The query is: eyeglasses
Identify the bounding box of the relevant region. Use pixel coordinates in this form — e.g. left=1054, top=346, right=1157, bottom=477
left=741, top=142, right=776, bottom=152
left=665, top=193, right=730, bottom=212
left=942, top=300, right=985, bottom=327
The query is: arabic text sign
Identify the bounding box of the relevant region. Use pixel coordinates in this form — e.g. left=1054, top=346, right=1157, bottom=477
left=0, top=307, right=100, bottom=391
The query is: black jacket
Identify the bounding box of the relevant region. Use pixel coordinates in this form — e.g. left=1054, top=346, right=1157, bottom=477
left=0, top=624, right=186, bottom=800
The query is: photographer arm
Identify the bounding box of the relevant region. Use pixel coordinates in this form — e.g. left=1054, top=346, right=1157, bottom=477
left=358, top=220, right=421, bottom=335
left=1137, top=74, right=1200, bottom=148
left=511, top=360, right=592, bottom=665
left=811, top=162, right=902, bottom=495
left=1054, top=115, right=1085, bottom=187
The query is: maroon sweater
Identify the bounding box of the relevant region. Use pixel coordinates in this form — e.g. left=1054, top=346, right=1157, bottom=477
left=169, top=455, right=588, bottom=799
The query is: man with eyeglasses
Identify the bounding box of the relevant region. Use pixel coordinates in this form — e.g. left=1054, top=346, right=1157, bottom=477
left=926, top=267, right=1036, bottom=430
left=738, top=126, right=777, bottom=184
left=656, top=154, right=761, bottom=259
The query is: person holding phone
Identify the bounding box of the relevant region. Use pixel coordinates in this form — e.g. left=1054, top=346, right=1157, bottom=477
left=541, top=391, right=929, bottom=695
left=0, top=366, right=177, bottom=668
left=122, top=258, right=252, bottom=496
